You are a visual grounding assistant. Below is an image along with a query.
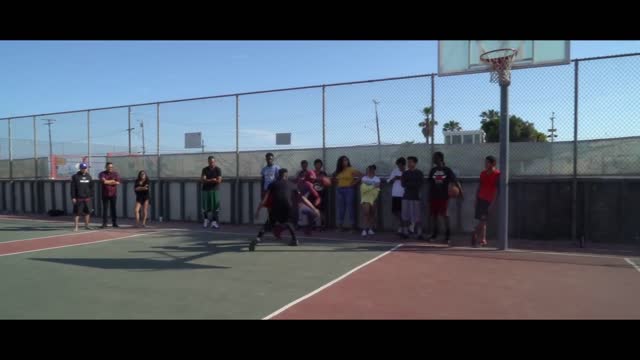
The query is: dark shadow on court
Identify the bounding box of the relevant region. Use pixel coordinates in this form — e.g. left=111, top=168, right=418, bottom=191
left=0, top=226, right=72, bottom=232
left=131, top=237, right=393, bottom=255
left=29, top=257, right=230, bottom=270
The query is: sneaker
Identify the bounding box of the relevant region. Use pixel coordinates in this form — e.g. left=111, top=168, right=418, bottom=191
left=210, top=221, right=219, bottom=229
left=100, top=224, right=107, bottom=229
left=288, top=239, right=299, bottom=246
left=84, top=226, right=92, bottom=231
left=249, top=239, right=258, bottom=251
left=361, top=229, right=368, bottom=237
left=417, top=234, right=425, bottom=241
left=74, top=227, right=79, bottom=232
left=112, top=224, right=119, bottom=228
left=368, top=229, right=375, bottom=236
left=203, top=219, right=210, bottom=228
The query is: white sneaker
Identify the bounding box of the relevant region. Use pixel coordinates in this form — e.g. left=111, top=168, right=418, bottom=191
left=210, top=221, right=220, bottom=229
left=203, top=219, right=210, bottom=228
left=361, top=230, right=368, bottom=237
left=368, top=229, right=375, bottom=236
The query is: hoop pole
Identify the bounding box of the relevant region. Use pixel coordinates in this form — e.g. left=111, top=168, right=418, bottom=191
left=498, top=83, right=510, bottom=250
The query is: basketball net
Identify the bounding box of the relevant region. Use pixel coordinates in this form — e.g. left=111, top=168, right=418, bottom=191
left=480, top=48, right=518, bottom=86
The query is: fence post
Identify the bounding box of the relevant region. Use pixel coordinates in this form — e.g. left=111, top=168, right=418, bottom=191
left=430, top=74, right=435, bottom=161
left=572, top=60, right=580, bottom=246
left=8, top=119, right=12, bottom=182
left=236, top=95, right=240, bottom=225
left=322, top=85, right=327, bottom=167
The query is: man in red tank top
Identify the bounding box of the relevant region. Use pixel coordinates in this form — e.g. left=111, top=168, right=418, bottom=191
left=472, top=155, right=500, bottom=247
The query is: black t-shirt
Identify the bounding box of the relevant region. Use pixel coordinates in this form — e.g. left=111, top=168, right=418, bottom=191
left=428, top=166, right=457, bottom=200
left=201, top=166, right=222, bottom=191
left=401, top=169, right=424, bottom=200
left=135, top=178, right=150, bottom=194
left=268, top=179, right=300, bottom=209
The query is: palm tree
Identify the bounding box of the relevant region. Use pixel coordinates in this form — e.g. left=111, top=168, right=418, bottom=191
left=418, top=106, right=437, bottom=144
left=443, top=120, right=462, bottom=132
left=480, top=109, right=500, bottom=123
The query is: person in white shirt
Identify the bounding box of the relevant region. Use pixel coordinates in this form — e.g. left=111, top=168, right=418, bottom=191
left=388, top=157, right=407, bottom=235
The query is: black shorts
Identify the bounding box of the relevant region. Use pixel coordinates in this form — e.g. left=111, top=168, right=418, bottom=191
left=475, top=199, right=491, bottom=221
left=392, top=197, right=403, bottom=215
left=269, top=205, right=293, bottom=225
left=73, top=199, right=91, bottom=215
left=136, top=193, right=150, bottom=204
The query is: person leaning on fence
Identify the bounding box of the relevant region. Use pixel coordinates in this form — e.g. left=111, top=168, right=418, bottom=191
left=472, top=155, right=500, bottom=247
left=360, top=165, right=381, bottom=237
left=311, top=159, right=329, bottom=230
left=201, top=156, right=222, bottom=229
left=332, top=155, right=362, bottom=233
left=134, top=170, right=150, bottom=228
left=427, top=151, right=463, bottom=244
left=99, top=162, right=121, bottom=229
left=389, top=157, right=407, bottom=236
left=401, top=156, right=424, bottom=240
left=71, top=163, right=94, bottom=232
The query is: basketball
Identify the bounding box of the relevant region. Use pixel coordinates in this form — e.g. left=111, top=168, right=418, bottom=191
left=448, top=184, right=460, bottom=198
left=321, top=176, right=332, bottom=188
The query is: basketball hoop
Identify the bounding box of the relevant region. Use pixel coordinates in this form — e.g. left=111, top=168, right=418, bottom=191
left=480, top=48, right=518, bottom=86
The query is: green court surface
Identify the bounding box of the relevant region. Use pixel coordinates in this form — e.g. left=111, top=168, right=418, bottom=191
left=0, top=219, right=76, bottom=242
left=0, top=226, right=394, bottom=319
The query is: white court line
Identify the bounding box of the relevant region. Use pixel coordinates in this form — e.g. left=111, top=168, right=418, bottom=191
left=506, top=249, right=628, bottom=260
left=0, top=232, right=155, bottom=258
left=625, top=258, right=640, bottom=273
left=263, top=243, right=404, bottom=320
left=0, top=230, right=102, bottom=245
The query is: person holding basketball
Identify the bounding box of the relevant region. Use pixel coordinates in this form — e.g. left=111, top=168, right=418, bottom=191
left=427, top=152, right=463, bottom=244
left=251, top=168, right=320, bottom=251
left=472, top=155, right=500, bottom=247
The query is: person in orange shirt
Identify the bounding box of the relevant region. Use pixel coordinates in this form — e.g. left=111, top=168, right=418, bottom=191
left=472, top=155, right=500, bottom=247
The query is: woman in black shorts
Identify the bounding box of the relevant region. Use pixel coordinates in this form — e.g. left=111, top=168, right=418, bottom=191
left=134, top=170, right=150, bottom=227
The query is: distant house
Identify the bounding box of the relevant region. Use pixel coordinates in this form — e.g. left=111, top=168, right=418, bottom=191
left=443, top=130, right=486, bottom=145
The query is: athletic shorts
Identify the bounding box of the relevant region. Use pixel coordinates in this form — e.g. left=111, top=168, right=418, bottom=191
left=73, top=198, right=91, bottom=215
left=475, top=198, right=491, bottom=221
left=401, top=199, right=422, bottom=223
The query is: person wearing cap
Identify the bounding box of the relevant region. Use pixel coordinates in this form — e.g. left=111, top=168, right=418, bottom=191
left=99, top=162, right=121, bottom=228
left=71, top=163, right=94, bottom=231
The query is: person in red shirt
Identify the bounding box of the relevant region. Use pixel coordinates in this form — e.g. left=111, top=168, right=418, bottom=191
left=472, top=155, right=500, bottom=247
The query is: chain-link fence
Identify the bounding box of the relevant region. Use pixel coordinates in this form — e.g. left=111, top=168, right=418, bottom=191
left=1, top=52, right=639, bottom=181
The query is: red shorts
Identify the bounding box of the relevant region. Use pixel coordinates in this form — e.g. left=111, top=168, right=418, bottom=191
left=263, top=193, right=273, bottom=209
left=430, top=199, right=449, bottom=217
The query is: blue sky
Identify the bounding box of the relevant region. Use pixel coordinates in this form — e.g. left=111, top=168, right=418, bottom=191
left=1, top=40, right=639, bottom=159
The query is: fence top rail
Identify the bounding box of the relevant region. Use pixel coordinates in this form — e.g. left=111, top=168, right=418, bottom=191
left=0, top=74, right=436, bottom=121
left=2, top=51, right=639, bottom=121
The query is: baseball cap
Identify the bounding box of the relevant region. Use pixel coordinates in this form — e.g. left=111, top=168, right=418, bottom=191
left=79, top=163, right=88, bottom=169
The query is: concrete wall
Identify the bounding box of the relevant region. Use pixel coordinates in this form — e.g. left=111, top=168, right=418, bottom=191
left=2, top=178, right=640, bottom=245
